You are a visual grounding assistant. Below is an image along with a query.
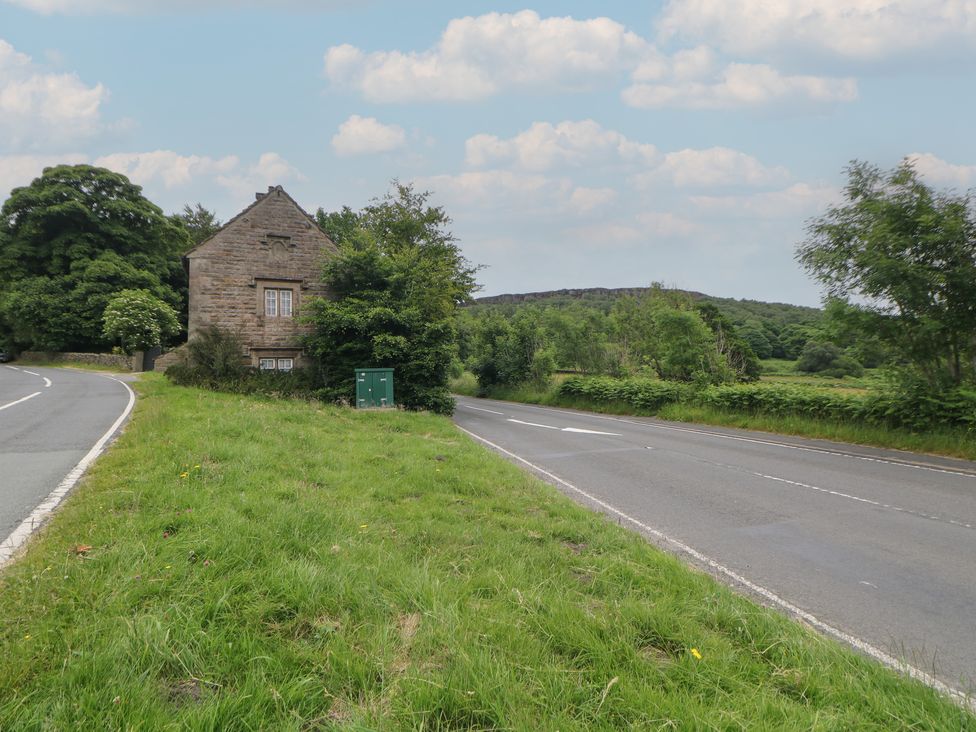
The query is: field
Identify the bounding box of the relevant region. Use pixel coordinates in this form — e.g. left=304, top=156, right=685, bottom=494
left=0, top=375, right=971, bottom=728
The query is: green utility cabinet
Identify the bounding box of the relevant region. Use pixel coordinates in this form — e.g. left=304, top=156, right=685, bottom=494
left=355, top=368, right=394, bottom=408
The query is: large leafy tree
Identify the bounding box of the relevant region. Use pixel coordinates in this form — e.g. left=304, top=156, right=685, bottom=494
left=304, top=183, right=479, bottom=414
left=175, top=203, right=221, bottom=245
left=797, top=160, right=976, bottom=386
left=0, top=165, right=189, bottom=351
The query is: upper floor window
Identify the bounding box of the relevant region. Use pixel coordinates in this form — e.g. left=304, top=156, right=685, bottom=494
left=264, top=288, right=293, bottom=317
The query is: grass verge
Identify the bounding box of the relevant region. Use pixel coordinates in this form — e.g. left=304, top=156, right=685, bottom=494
left=1, top=375, right=972, bottom=729
left=11, top=359, right=131, bottom=374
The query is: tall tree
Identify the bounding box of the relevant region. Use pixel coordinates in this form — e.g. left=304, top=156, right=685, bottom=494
left=304, top=183, right=479, bottom=413
left=175, top=203, right=221, bottom=246
left=797, top=160, right=976, bottom=385
left=0, top=165, right=190, bottom=351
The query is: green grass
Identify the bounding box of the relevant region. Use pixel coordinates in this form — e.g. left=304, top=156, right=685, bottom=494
left=1, top=375, right=973, bottom=729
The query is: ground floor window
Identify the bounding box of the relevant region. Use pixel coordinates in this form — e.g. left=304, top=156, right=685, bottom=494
left=259, top=357, right=294, bottom=371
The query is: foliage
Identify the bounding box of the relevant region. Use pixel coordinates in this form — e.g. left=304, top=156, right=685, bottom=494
left=797, top=160, right=976, bottom=386
left=469, top=310, right=555, bottom=391
left=174, top=203, right=221, bottom=246
left=305, top=183, right=479, bottom=414
left=796, top=340, right=864, bottom=377
left=556, top=374, right=976, bottom=433
left=0, top=165, right=189, bottom=351
left=102, top=289, right=180, bottom=354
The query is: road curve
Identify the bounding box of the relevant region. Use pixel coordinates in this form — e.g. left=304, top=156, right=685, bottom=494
left=453, top=395, right=976, bottom=698
left=0, top=366, right=133, bottom=558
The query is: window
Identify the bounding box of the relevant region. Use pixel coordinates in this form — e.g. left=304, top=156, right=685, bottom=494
left=264, top=288, right=293, bottom=317
left=259, top=357, right=294, bottom=371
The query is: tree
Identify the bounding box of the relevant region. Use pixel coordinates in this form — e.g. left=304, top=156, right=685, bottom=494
left=797, top=160, right=976, bottom=386
left=0, top=165, right=189, bottom=351
left=175, top=203, right=221, bottom=245
left=102, top=289, right=181, bottom=354
left=304, top=183, right=479, bottom=414
left=470, top=310, right=555, bottom=390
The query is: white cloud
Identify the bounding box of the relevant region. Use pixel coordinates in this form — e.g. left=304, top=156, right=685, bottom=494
left=324, top=10, right=649, bottom=102
left=623, top=62, right=857, bottom=109
left=0, top=153, right=86, bottom=198
left=658, top=0, right=976, bottom=60
left=465, top=120, right=658, bottom=172
left=215, top=152, right=305, bottom=198
left=640, top=147, right=789, bottom=188
left=691, top=182, right=839, bottom=218
left=0, top=38, right=108, bottom=149
left=569, top=186, right=617, bottom=213
left=331, top=115, right=406, bottom=157
left=94, top=150, right=238, bottom=188
left=908, top=152, right=976, bottom=188
left=635, top=211, right=703, bottom=237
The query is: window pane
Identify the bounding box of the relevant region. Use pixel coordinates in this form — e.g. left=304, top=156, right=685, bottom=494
left=264, top=289, right=277, bottom=316
left=259, top=358, right=275, bottom=370
left=279, top=289, right=292, bottom=317
left=277, top=358, right=294, bottom=371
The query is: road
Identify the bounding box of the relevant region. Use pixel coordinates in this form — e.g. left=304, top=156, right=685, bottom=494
left=453, top=395, right=976, bottom=698
left=0, top=365, right=133, bottom=562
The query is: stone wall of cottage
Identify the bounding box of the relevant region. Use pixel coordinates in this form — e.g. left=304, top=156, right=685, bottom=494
left=186, top=187, right=336, bottom=366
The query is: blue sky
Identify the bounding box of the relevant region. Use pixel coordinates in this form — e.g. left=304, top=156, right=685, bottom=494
left=1, top=1, right=973, bottom=306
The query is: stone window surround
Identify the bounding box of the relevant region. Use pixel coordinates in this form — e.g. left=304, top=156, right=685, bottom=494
left=252, top=277, right=306, bottom=317
left=250, top=347, right=302, bottom=369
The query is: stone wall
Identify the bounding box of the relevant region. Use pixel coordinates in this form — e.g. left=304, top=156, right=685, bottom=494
left=20, top=351, right=132, bottom=370
left=186, top=186, right=337, bottom=367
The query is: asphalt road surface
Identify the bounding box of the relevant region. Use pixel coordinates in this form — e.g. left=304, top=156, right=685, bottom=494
left=0, top=365, right=133, bottom=545
left=453, top=395, right=976, bottom=697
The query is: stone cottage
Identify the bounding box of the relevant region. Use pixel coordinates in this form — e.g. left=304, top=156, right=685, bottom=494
left=174, top=185, right=337, bottom=370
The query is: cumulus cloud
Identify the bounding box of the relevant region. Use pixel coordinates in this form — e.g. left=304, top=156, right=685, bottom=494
left=639, top=147, right=789, bottom=188
left=331, top=115, right=406, bottom=157
left=635, top=211, right=704, bottom=238
left=657, top=0, right=976, bottom=60
left=324, top=10, right=649, bottom=102
left=908, top=152, right=976, bottom=188
left=94, top=150, right=238, bottom=188
left=0, top=153, right=86, bottom=197
left=623, top=61, right=857, bottom=109
left=0, top=39, right=108, bottom=150
left=690, top=182, right=839, bottom=218
left=465, top=120, right=785, bottom=189
left=465, top=120, right=658, bottom=172
left=215, top=152, right=305, bottom=198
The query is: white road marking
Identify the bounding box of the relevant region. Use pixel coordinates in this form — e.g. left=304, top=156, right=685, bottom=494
left=462, top=398, right=976, bottom=480
left=508, top=418, right=559, bottom=430
left=0, top=376, right=136, bottom=570
left=455, top=423, right=975, bottom=712
left=22, top=370, right=40, bottom=376
left=3, top=365, right=19, bottom=370
left=860, top=581, right=878, bottom=588
left=43, top=377, right=51, bottom=388
left=464, top=405, right=505, bottom=415
left=562, top=427, right=621, bottom=436
left=0, top=391, right=42, bottom=412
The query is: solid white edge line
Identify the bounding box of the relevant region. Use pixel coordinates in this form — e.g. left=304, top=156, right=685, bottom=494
left=455, top=423, right=976, bottom=712
left=0, top=376, right=136, bottom=570
left=0, top=391, right=42, bottom=412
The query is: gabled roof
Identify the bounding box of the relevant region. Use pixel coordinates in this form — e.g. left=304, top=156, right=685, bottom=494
left=183, top=185, right=335, bottom=258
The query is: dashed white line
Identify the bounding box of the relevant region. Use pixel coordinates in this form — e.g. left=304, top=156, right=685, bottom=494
left=508, top=418, right=559, bottom=430
left=464, top=405, right=505, bottom=415
left=0, top=391, right=42, bottom=412
left=3, top=365, right=19, bottom=371
left=455, top=423, right=975, bottom=712
left=22, top=369, right=40, bottom=376
left=461, top=398, right=976, bottom=480
left=562, top=427, right=621, bottom=436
